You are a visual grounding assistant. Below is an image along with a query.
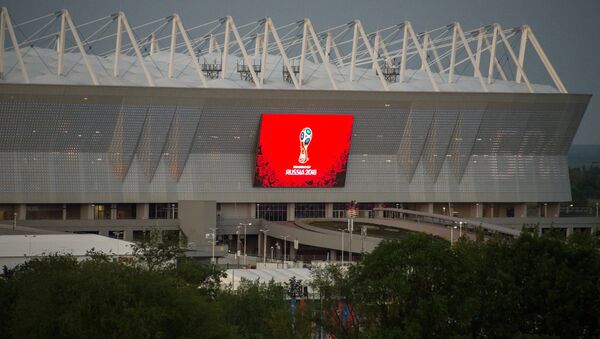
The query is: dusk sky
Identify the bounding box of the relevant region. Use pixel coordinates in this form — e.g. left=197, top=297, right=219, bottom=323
left=3, top=0, right=598, bottom=144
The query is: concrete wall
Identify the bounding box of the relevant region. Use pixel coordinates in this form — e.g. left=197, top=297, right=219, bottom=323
left=178, top=200, right=216, bottom=246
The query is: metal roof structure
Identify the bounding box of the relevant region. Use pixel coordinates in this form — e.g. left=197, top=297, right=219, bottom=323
left=0, top=7, right=566, bottom=93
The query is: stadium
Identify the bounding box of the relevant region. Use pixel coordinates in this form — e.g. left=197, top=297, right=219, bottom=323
left=0, top=7, right=593, bottom=260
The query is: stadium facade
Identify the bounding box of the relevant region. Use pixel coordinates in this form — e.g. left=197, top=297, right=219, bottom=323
left=0, top=8, right=591, bottom=247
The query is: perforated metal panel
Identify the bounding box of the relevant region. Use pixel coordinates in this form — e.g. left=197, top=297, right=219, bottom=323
left=0, top=85, right=589, bottom=203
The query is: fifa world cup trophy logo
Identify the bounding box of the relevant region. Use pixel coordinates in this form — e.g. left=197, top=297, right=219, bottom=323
left=299, top=127, right=312, bottom=164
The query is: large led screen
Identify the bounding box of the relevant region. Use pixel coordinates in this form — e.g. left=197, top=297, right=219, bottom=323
left=254, top=114, right=353, bottom=187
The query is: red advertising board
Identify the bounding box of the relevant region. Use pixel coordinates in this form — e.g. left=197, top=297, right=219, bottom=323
left=254, top=114, right=354, bottom=187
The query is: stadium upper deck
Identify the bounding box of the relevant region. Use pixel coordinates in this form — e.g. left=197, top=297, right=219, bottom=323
left=0, top=8, right=566, bottom=93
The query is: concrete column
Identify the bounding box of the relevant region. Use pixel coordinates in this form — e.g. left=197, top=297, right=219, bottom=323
left=427, top=203, right=434, bottom=213
left=178, top=200, right=217, bottom=246
left=548, top=203, right=560, bottom=218
left=18, top=204, right=26, bottom=220
left=472, top=203, right=484, bottom=218
left=110, top=204, right=117, bottom=220
left=329, top=249, right=337, bottom=262
left=566, top=227, right=574, bottom=237
left=124, top=230, right=134, bottom=241
left=287, top=203, right=295, bottom=221
left=515, top=203, right=527, bottom=218
left=289, top=242, right=297, bottom=261
left=81, top=204, right=94, bottom=220
left=136, top=203, right=149, bottom=220
left=325, top=203, right=334, bottom=218
left=250, top=203, right=257, bottom=219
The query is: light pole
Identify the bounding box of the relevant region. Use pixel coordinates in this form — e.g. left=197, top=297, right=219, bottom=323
left=239, top=222, right=252, bottom=266
left=13, top=212, right=17, bottom=230
left=282, top=235, right=289, bottom=263
left=235, top=226, right=240, bottom=266
left=270, top=246, right=274, bottom=262
left=259, top=228, right=269, bottom=263
left=544, top=203, right=548, bottom=217
left=208, top=227, right=217, bottom=264
left=450, top=225, right=457, bottom=245
left=476, top=203, right=480, bottom=217
left=442, top=206, right=446, bottom=216
left=338, top=228, right=346, bottom=266
left=459, top=221, right=463, bottom=238
left=596, top=202, right=598, bottom=217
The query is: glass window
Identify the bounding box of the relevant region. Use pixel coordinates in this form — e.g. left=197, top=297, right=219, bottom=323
left=26, top=204, right=62, bottom=220
left=256, top=203, right=287, bottom=221
left=93, top=204, right=111, bottom=220
left=0, top=204, right=16, bottom=220
left=65, top=204, right=80, bottom=220
left=116, top=204, right=136, bottom=219
left=149, top=203, right=178, bottom=219
left=295, top=203, right=325, bottom=219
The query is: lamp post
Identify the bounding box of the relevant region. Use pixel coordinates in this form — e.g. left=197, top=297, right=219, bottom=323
left=442, top=206, right=446, bottom=216
left=239, top=222, right=252, bottom=266
left=13, top=212, right=16, bottom=230
left=459, top=221, right=463, bottom=238
left=282, top=235, right=289, bottom=264
left=338, top=228, right=346, bottom=266
left=208, top=227, right=217, bottom=264
left=544, top=203, right=548, bottom=217
left=596, top=202, right=598, bottom=217
left=476, top=203, right=480, bottom=217
left=450, top=225, right=458, bottom=245
left=270, top=246, right=274, bottom=262
left=259, top=228, right=269, bottom=263
left=235, top=226, right=240, bottom=266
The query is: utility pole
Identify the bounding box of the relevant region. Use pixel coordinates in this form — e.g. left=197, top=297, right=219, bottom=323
left=260, top=229, right=269, bottom=263
left=282, top=235, right=289, bottom=264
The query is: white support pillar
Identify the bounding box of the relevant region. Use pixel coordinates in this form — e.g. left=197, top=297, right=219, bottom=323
left=406, top=22, right=439, bottom=91
left=377, top=32, right=392, bottom=66
left=496, top=24, right=533, bottom=93
left=455, top=23, right=488, bottom=92
left=399, top=23, right=408, bottom=82
left=114, top=13, right=122, bottom=77
left=349, top=22, right=359, bottom=81
left=327, top=32, right=344, bottom=68
left=168, top=15, right=176, bottom=78
left=355, top=20, right=389, bottom=91
left=57, top=11, right=66, bottom=76
left=372, top=32, right=380, bottom=70
left=221, top=18, right=230, bottom=79
left=260, top=22, right=269, bottom=85
left=487, top=25, right=498, bottom=84
left=1, top=7, right=29, bottom=83
left=267, top=17, right=298, bottom=89
left=526, top=26, right=567, bottom=93
left=423, top=32, right=445, bottom=73
left=515, top=26, right=528, bottom=84
left=448, top=24, right=458, bottom=83
left=474, top=28, right=483, bottom=75
left=63, top=10, right=98, bottom=85
left=483, top=34, right=508, bottom=81
left=299, top=20, right=308, bottom=87
left=230, top=16, right=260, bottom=87
left=150, top=33, right=159, bottom=55
left=119, top=12, right=154, bottom=86
left=306, top=19, right=337, bottom=90
left=174, top=14, right=208, bottom=87
left=0, top=9, right=4, bottom=79
left=209, top=34, right=216, bottom=54
left=305, top=34, right=320, bottom=64
left=254, top=33, right=261, bottom=57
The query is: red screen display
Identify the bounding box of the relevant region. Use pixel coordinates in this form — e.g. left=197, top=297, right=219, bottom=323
left=254, top=114, right=354, bottom=187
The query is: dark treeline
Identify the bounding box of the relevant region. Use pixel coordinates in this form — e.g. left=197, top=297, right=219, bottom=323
left=1, top=231, right=600, bottom=338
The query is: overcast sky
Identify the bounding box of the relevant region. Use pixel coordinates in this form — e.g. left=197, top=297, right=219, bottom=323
left=2, top=0, right=598, bottom=144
